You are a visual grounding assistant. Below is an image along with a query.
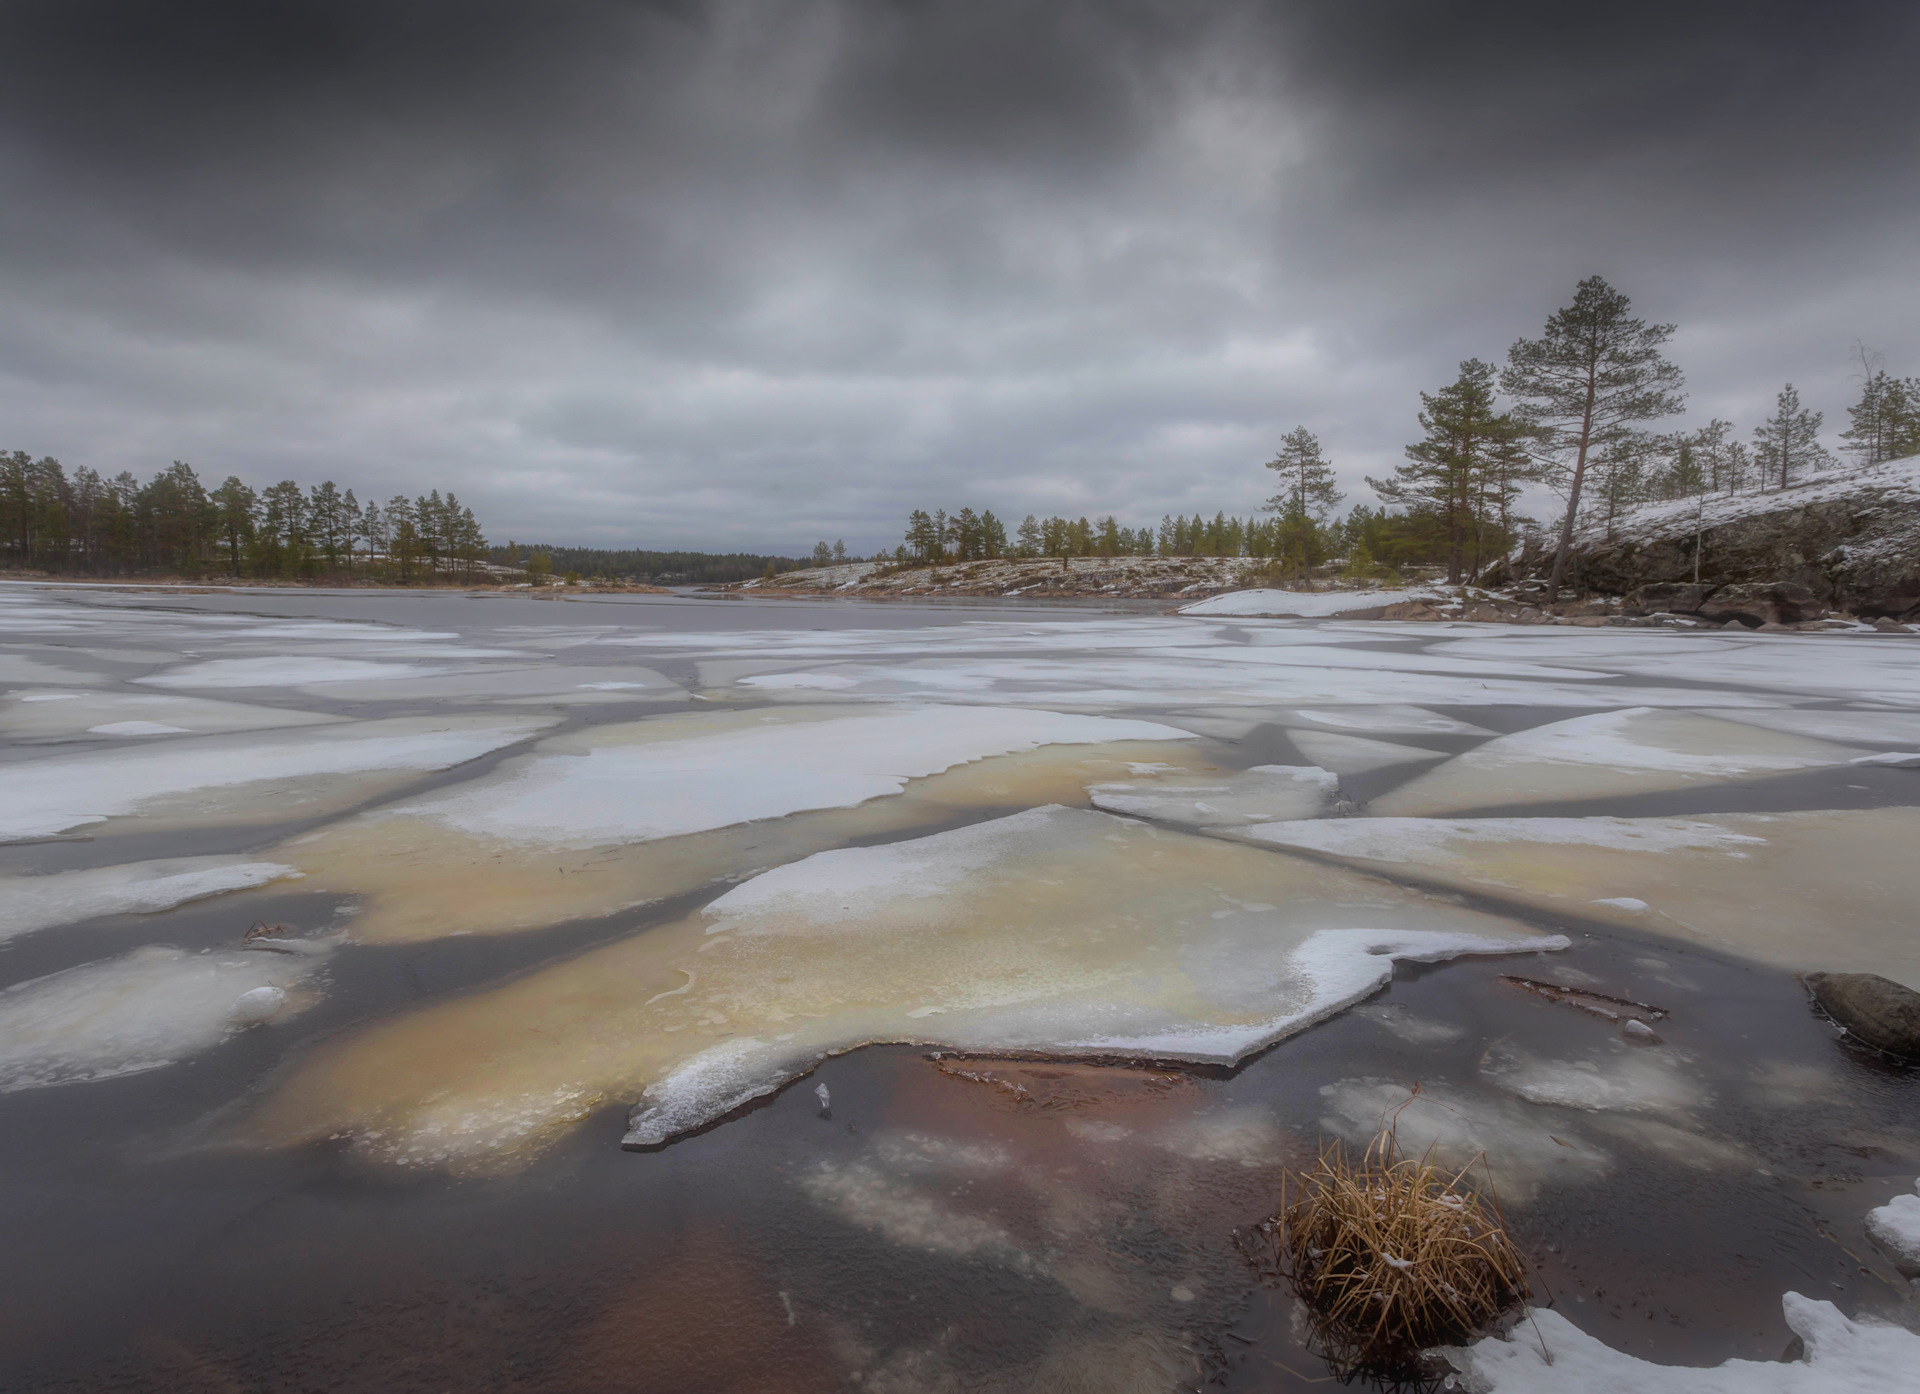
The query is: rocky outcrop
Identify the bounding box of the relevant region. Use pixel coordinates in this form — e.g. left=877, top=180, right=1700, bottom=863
left=1804, top=971, right=1920, bottom=1059
left=1497, top=455, right=1920, bottom=619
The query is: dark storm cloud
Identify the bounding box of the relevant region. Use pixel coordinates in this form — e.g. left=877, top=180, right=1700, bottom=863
left=0, top=1, right=1914, bottom=550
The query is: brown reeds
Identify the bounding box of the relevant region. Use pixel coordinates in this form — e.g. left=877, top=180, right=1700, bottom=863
left=1243, top=1127, right=1528, bottom=1384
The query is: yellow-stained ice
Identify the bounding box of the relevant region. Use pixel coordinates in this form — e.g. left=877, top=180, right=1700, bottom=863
left=1370, top=707, right=1864, bottom=816
left=281, top=704, right=1214, bottom=942
left=1233, top=806, right=1920, bottom=989
left=236, top=806, right=1562, bottom=1173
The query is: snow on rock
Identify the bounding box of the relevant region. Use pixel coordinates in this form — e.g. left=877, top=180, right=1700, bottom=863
left=1087, top=764, right=1336, bottom=827
left=237, top=806, right=1565, bottom=1172
left=1179, top=587, right=1441, bottom=618
left=1453, top=1292, right=1920, bottom=1392
left=1865, top=1182, right=1920, bottom=1277
left=1286, top=729, right=1450, bottom=777
left=1228, top=807, right=1920, bottom=991
left=0, top=714, right=559, bottom=842
left=0, top=857, right=303, bottom=943
left=1369, top=707, right=1861, bottom=815
left=0, top=942, right=325, bottom=1092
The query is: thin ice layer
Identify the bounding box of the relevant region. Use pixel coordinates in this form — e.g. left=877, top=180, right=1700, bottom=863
left=280, top=706, right=1206, bottom=942
left=1285, top=729, right=1449, bottom=776
left=401, top=705, right=1194, bottom=848
left=1178, top=588, right=1440, bottom=617
left=0, top=690, right=344, bottom=742
left=0, top=858, right=302, bottom=943
left=1087, top=764, right=1336, bottom=826
left=238, top=806, right=1563, bottom=1172
left=0, top=714, right=558, bottom=841
left=0, top=942, right=325, bottom=1092
left=1229, top=808, right=1920, bottom=989
left=1370, top=707, right=1860, bottom=815
left=1457, top=1293, right=1920, bottom=1392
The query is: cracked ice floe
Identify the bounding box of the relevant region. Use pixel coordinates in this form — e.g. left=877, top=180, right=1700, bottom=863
left=1178, top=587, right=1441, bottom=618
left=1456, top=1292, right=1920, bottom=1393
left=1086, top=764, right=1335, bottom=827
left=1284, top=729, right=1448, bottom=776
left=370, top=704, right=1193, bottom=849
left=268, top=706, right=1201, bottom=941
left=0, top=689, right=344, bottom=742
left=1368, top=707, right=1862, bottom=815
left=1865, top=1182, right=1920, bottom=1277
left=0, top=857, right=302, bottom=944
left=237, top=806, right=1563, bottom=1172
left=277, top=664, right=686, bottom=705
left=1229, top=807, right=1920, bottom=989
left=0, top=941, right=326, bottom=1092
left=0, top=713, right=558, bottom=842
left=1282, top=705, right=1493, bottom=737
left=136, top=656, right=454, bottom=688
left=1700, top=707, right=1920, bottom=747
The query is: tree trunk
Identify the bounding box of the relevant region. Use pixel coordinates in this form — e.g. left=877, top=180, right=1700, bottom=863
left=1545, top=366, right=1600, bottom=606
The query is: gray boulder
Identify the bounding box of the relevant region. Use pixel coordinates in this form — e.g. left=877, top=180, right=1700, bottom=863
left=1804, top=972, right=1920, bottom=1058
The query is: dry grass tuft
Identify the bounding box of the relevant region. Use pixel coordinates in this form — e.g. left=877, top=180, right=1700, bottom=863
left=1243, top=1126, right=1528, bottom=1385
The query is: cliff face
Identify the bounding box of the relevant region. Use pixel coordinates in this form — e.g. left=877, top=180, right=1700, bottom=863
left=1505, top=455, right=1920, bottom=619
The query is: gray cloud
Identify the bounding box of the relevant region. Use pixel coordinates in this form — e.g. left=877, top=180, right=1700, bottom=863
left=0, top=1, right=1914, bottom=551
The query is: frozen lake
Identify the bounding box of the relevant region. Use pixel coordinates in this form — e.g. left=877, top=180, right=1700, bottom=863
left=3, top=582, right=1919, bottom=1391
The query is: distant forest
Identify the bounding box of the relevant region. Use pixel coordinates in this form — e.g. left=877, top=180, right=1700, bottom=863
left=488, top=545, right=801, bottom=585
left=888, top=280, right=1920, bottom=599
left=1, top=455, right=485, bottom=581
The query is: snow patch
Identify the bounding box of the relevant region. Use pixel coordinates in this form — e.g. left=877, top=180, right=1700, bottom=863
left=0, top=857, right=303, bottom=943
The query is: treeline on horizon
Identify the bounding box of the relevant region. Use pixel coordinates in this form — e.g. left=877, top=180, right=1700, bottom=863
left=2, top=455, right=486, bottom=581
left=890, top=281, right=1920, bottom=598
left=487, top=545, right=802, bottom=585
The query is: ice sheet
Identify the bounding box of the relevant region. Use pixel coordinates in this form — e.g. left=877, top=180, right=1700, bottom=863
left=1, top=714, right=558, bottom=841
left=1456, top=1292, right=1920, bottom=1392
left=1285, top=729, right=1449, bottom=776
left=1700, top=707, right=1920, bottom=747
left=136, top=657, right=453, bottom=688
left=0, top=689, right=343, bottom=742
left=1086, top=764, right=1336, bottom=826
left=1229, top=808, right=1920, bottom=990
left=284, top=712, right=1212, bottom=942
left=1369, top=708, right=1861, bottom=815
left=1282, top=705, right=1494, bottom=736
left=0, top=858, right=302, bottom=943
left=395, top=705, right=1196, bottom=849
left=1480, top=1042, right=1702, bottom=1113
left=0, top=942, right=325, bottom=1092
left=1178, top=588, right=1440, bottom=617
left=238, top=806, right=1564, bottom=1171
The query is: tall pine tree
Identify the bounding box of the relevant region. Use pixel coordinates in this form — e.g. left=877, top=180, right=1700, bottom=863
left=1502, top=277, right=1684, bottom=603
left=1368, top=359, right=1516, bottom=583
left=1752, top=383, right=1831, bottom=489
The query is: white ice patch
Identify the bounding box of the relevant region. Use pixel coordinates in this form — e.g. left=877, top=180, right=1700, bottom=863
left=1230, top=815, right=1764, bottom=863
left=0, top=857, right=302, bottom=943
left=1087, top=764, right=1336, bottom=827
left=1865, top=1182, right=1920, bottom=1277
left=1319, top=1078, right=1609, bottom=1202
left=1178, top=588, right=1440, bottom=618
left=403, top=705, right=1196, bottom=850
left=1480, top=1042, right=1702, bottom=1114
left=1, top=689, right=345, bottom=743
left=1701, top=707, right=1920, bottom=747
left=799, top=1159, right=1042, bottom=1273
left=1851, top=750, right=1920, bottom=768
left=1285, top=729, right=1449, bottom=776
left=0, top=942, right=324, bottom=1092
left=1371, top=708, right=1859, bottom=815
left=1284, top=705, right=1493, bottom=737
left=1456, top=1292, right=1920, bottom=1392
left=85, top=721, right=189, bottom=736
left=0, top=714, right=556, bottom=841
left=137, top=657, right=451, bottom=688
left=1352, top=1002, right=1467, bottom=1045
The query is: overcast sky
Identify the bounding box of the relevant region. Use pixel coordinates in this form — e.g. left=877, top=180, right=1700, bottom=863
left=1, top=2, right=1915, bottom=554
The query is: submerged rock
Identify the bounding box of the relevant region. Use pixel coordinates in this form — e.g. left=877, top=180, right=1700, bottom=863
left=1804, top=971, right=1920, bottom=1058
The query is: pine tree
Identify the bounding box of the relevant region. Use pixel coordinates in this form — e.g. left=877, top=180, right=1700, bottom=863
left=210, top=476, right=256, bottom=575
left=1369, top=360, right=1517, bottom=583
left=1752, top=383, right=1831, bottom=490
left=1015, top=514, right=1042, bottom=556
left=1502, top=277, right=1685, bottom=603
left=1263, top=427, right=1343, bottom=520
